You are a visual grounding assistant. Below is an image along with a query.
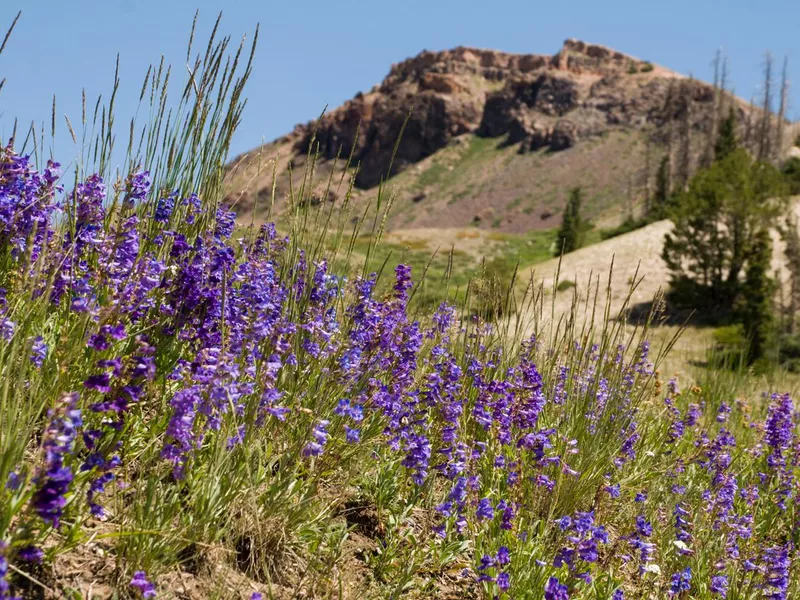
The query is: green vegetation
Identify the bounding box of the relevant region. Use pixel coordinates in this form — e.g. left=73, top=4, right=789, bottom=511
left=3, top=14, right=800, bottom=600
left=600, top=215, right=651, bottom=240
left=554, top=187, right=590, bottom=255
left=782, top=156, right=800, bottom=194
left=556, top=279, right=575, bottom=291
left=650, top=155, right=672, bottom=220
left=663, top=147, right=786, bottom=317
left=714, top=109, right=739, bottom=162
left=350, top=228, right=559, bottom=312
left=662, top=105, right=796, bottom=367
left=740, top=228, right=776, bottom=364
left=405, top=135, right=504, bottom=205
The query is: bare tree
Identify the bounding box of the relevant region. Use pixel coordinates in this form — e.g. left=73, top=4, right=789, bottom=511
left=675, top=80, right=693, bottom=191
left=757, top=52, right=774, bottom=162
left=626, top=174, right=635, bottom=221
left=663, top=79, right=677, bottom=193
left=744, top=91, right=757, bottom=152
left=701, top=49, right=723, bottom=168
left=718, top=56, right=729, bottom=117
left=775, top=56, right=790, bottom=162
left=642, top=134, right=653, bottom=212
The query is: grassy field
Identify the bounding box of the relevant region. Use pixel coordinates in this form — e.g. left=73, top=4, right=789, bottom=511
left=1, top=17, right=799, bottom=600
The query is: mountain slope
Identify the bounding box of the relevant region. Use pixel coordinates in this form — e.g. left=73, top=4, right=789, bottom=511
left=225, top=40, right=786, bottom=233
left=523, top=197, right=800, bottom=328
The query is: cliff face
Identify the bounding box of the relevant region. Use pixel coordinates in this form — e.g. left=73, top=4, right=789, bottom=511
left=287, top=40, right=732, bottom=188
left=227, top=40, right=778, bottom=233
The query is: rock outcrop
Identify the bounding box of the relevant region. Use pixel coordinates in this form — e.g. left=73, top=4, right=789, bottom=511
left=226, top=39, right=787, bottom=234
left=287, top=39, right=745, bottom=188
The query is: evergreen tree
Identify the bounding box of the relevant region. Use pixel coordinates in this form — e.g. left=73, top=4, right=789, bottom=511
left=714, top=108, right=738, bottom=161
left=555, top=187, right=586, bottom=255
left=675, top=81, right=693, bottom=191
left=662, top=148, right=786, bottom=312
left=782, top=156, right=800, bottom=194
left=782, top=214, right=800, bottom=333
left=651, top=155, right=671, bottom=218
left=740, top=228, right=774, bottom=363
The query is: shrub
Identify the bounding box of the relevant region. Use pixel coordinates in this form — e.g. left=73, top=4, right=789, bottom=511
left=640, top=62, right=655, bottom=73
left=600, top=216, right=649, bottom=240
left=710, top=324, right=747, bottom=368
left=556, top=279, right=575, bottom=292
left=782, top=156, right=800, bottom=194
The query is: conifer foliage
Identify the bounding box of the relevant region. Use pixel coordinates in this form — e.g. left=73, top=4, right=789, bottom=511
left=739, top=228, right=775, bottom=363
left=662, top=147, right=785, bottom=315
left=555, top=187, right=588, bottom=255
left=714, top=108, right=738, bottom=162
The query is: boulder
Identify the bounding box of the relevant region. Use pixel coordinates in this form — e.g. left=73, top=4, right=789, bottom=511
left=550, top=120, right=579, bottom=150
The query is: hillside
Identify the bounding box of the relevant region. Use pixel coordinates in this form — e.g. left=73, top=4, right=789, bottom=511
left=522, top=197, right=800, bottom=326
left=225, top=39, right=790, bottom=233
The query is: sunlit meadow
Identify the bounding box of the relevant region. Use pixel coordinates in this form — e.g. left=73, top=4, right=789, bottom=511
left=0, top=14, right=797, bottom=600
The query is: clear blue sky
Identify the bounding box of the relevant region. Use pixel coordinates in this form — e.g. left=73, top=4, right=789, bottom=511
left=1, top=0, right=799, bottom=169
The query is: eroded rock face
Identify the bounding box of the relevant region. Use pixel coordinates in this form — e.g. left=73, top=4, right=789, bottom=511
left=291, top=39, right=740, bottom=188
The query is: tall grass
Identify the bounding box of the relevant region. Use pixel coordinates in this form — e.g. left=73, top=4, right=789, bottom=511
left=0, top=14, right=797, bottom=600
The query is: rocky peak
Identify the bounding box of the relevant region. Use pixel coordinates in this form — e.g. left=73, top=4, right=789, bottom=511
left=555, top=39, right=645, bottom=75
left=286, top=40, right=754, bottom=189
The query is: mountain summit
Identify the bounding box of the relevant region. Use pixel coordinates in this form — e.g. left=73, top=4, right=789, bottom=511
left=226, top=40, right=785, bottom=232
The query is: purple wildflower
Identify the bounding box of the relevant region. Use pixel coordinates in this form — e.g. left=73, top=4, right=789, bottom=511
left=762, top=544, right=790, bottom=600
left=130, top=571, right=156, bottom=598
left=476, top=498, right=494, bottom=521
left=31, top=392, right=81, bottom=527
left=17, top=547, right=43, bottom=563
left=496, top=572, right=510, bottom=591
left=303, top=420, right=330, bottom=457
left=544, top=576, right=569, bottom=600
left=669, top=567, right=691, bottom=595
left=710, top=574, right=728, bottom=597
left=29, top=336, right=47, bottom=367
left=0, top=541, right=16, bottom=600
left=124, top=170, right=150, bottom=206
left=154, top=193, right=176, bottom=222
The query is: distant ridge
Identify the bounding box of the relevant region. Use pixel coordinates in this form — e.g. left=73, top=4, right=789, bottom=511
left=226, top=40, right=793, bottom=233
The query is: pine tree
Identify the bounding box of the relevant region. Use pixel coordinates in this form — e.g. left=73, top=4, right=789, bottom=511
left=714, top=108, right=738, bottom=161
left=662, top=148, right=785, bottom=313
left=740, top=227, right=774, bottom=364
left=651, top=155, right=671, bottom=218
left=783, top=214, right=800, bottom=333
left=663, top=80, right=676, bottom=193
left=642, top=135, right=653, bottom=213
left=675, top=80, right=693, bottom=191
left=555, top=187, right=585, bottom=255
